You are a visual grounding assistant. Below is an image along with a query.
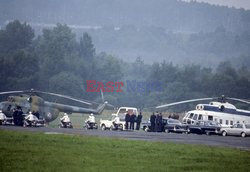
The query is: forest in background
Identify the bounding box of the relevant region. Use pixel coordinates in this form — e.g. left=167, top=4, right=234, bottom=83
left=1, top=0, right=250, bottom=65
left=0, top=20, right=250, bottom=111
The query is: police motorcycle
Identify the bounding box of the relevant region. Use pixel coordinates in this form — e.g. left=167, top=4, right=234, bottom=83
left=0, top=110, right=7, bottom=125
left=23, top=112, right=44, bottom=127
left=84, top=113, right=98, bottom=129
left=59, top=113, right=73, bottom=128
left=59, top=121, right=73, bottom=128
left=111, top=122, right=123, bottom=131
left=111, top=115, right=124, bottom=131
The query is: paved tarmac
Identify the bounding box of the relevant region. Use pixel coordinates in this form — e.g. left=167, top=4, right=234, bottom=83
left=1, top=125, right=250, bottom=150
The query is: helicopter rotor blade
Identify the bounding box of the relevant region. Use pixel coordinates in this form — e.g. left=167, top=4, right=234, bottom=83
left=227, top=97, right=250, bottom=105
left=0, top=90, right=92, bottom=106
left=32, top=90, right=92, bottom=106
left=0, top=91, right=26, bottom=95
left=156, top=98, right=214, bottom=109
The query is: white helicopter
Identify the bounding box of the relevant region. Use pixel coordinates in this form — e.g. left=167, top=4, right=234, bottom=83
left=156, top=96, right=250, bottom=127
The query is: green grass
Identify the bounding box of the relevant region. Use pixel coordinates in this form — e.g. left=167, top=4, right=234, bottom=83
left=0, top=130, right=250, bottom=172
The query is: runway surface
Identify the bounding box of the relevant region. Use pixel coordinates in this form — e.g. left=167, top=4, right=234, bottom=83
left=1, top=125, right=250, bottom=150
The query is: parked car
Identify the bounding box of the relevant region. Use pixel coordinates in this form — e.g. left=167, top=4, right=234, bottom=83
left=163, top=118, right=187, bottom=133
left=141, top=120, right=151, bottom=131
left=142, top=118, right=186, bottom=133
left=188, top=120, right=221, bottom=135
left=219, top=123, right=250, bottom=137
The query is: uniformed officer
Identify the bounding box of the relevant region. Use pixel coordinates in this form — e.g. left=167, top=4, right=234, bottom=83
left=112, top=115, right=120, bottom=129
left=24, top=111, right=38, bottom=127
left=159, top=112, right=163, bottom=132
left=130, top=111, right=136, bottom=130
left=150, top=112, right=156, bottom=132
left=60, top=113, right=71, bottom=127
left=85, top=113, right=95, bottom=124
left=136, top=112, right=143, bottom=130
left=0, top=110, right=6, bottom=125
left=125, top=111, right=130, bottom=130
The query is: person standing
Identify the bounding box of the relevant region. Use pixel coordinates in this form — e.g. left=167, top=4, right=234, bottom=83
left=0, top=110, right=6, bottom=125
left=155, top=112, right=160, bottom=132
left=130, top=111, right=136, bottom=130
left=159, top=112, right=163, bottom=132
left=125, top=111, right=130, bottom=130
left=150, top=112, right=156, bottom=132
left=136, top=112, right=143, bottom=130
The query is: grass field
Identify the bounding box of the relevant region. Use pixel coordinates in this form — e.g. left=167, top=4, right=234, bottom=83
left=0, top=130, right=250, bottom=172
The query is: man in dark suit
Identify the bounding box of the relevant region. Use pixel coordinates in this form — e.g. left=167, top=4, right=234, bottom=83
left=125, top=111, right=130, bottom=130
left=150, top=112, right=156, bottom=132
left=136, top=112, right=143, bottom=130
left=130, top=111, right=136, bottom=130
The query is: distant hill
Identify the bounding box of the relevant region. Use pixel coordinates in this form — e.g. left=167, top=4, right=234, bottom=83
left=1, top=0, right=250, bottom=65
left=1, top=0, right=250, bottom=32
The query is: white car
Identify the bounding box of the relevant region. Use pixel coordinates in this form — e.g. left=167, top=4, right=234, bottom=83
left=220, top=123, right=250, bottom=137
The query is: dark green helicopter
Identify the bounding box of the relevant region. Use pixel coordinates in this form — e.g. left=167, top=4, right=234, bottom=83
left=0, top=90, right=107, bottom=122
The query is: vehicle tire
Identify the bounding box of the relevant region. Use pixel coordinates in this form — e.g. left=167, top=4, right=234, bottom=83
left=165, top=129, right=170, bottom=133
left=241, top=132, right=246, bottom=138
left=222, top=131, right=227, bottom=137
left=101, top=125, right=106, bottom=131
left=145, top=127, right=149, bottom=132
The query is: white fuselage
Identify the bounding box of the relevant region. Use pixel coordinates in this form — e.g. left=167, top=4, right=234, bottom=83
left=183, top=102, right=250, bottom=127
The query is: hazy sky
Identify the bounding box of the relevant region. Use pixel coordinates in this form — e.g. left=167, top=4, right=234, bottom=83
left=182, top=0, right=250, bottom=9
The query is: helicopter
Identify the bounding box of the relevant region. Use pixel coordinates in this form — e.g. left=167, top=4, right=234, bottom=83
left=0, top=89, right=107, bottom=123
left=155, top=95, right=250, bottom=127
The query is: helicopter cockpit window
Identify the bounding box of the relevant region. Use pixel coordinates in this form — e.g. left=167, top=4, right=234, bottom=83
left=188, top=113, right=194, bottom=119
left=198, top=114, right=203, bottom=120
left=208, top=115, right=213, bottom=121
left=193, top=114, right=198, bottom=120
left=7, top=105, right=11, bottom=111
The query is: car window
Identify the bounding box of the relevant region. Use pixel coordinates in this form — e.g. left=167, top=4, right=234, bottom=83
left=118, top=108, right=126, bottom=115
left=237, top=124, right=243, bottom=128
left=245, top=124, right=250, bottom=129
left=168, top=120, right=180, bottom=124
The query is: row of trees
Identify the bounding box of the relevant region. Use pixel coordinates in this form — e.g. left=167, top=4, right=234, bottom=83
left=0, top=21, right=250, bottom=110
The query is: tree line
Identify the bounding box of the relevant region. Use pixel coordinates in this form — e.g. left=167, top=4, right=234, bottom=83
left=0, top=20, right=249, bottom=110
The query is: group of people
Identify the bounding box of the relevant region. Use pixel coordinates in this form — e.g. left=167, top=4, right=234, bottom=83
left=125, top=111, right=143, bottom=130
left=0, top=107, right=42, bottom=127
left=150, top=112, right=163, bottom=132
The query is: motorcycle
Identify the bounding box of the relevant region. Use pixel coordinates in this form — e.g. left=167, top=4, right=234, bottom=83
left=23, top=118, right=38, bottom=127
left=59, top=121, right=73, bottom=128
left=84, top=121, right=98, bottom=129
left=111, top=122, right=123, bottom=131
